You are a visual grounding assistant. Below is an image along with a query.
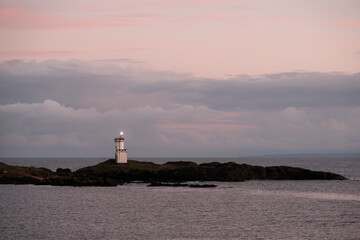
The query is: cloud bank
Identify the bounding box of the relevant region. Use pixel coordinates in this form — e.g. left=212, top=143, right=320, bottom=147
left=0, top=60, right=359, bottom=157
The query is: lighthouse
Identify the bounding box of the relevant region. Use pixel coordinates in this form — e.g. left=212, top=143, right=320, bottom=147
left=114, top=131, right=127, bottom=163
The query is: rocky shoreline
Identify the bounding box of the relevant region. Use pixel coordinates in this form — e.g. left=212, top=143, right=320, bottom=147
left=0, top=159, right=346, bottom=187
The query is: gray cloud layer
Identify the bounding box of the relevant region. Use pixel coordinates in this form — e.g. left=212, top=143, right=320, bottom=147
left=0, top=60, right=359, bottom=157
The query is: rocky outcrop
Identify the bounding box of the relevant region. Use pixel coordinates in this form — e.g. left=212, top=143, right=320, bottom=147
left=0, top=159, right=346, bottom=187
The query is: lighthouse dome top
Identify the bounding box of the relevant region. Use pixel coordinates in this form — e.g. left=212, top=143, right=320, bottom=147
left=115, top=131, right=125, bottom=141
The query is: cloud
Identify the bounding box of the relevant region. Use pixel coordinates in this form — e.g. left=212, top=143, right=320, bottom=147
left=0, top=99, right=253, bottom=157
left=0, top=50, right=84, bottom=58
left=0, top=7, right=152, bottom=30
left=333, top=21, right=360, bottom=27
left=78, top=0, right=247, bottom=11
left=93, top=58, right=144, bottom=64
left=1, top=60, right=359, bottom=112
left=0, top=2, right=267, bottom=32
left=131, top=72, right=360, bottom=111
left=1, top=99, right=359, bottom=157
left=0, top=60, right=359, bottom=157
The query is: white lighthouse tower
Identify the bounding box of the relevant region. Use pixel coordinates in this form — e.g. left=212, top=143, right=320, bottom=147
left=114, top=131, right=127, bottom=163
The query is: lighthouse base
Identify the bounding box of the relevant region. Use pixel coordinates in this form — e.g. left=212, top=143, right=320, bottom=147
left=116, top=151, right=127, bottom=163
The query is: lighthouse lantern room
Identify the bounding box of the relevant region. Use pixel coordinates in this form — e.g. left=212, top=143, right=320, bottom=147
left=114, top=131, right=127, bottom=163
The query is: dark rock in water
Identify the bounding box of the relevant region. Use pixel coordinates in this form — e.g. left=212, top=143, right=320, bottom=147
left=56, top=168, right=71, bottom=173
left=148, top=182, right=189, bottom=187
left=0, top=159, right=347, bottom=187
left=56, top=168, right=72, bottom=176
left=0, top=162, right=53, bottom=185
left=46, top=176, right=117, bottom=187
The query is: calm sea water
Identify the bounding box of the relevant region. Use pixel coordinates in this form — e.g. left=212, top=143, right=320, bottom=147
left=1, top=158, right=360, bottom=239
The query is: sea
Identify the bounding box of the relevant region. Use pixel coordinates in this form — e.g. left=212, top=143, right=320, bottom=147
left=1, top=157, right=359, bottom=240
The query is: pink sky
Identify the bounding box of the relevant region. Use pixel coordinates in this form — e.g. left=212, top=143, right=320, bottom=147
left=0, top=0, right=359, bottom=78
left=0, top=1, right=359, bottom=157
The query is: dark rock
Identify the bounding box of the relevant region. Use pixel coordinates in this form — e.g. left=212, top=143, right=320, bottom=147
left=0, top=159, right=347, bottom=187
left=73, top=159, right=347, bottom=182
left=148, top=182, right=189, bottom=187
left=56, top=168, right=72, bottom=176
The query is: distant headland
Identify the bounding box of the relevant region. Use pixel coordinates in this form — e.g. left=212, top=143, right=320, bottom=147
left=0, top=159, right=346, bottom=187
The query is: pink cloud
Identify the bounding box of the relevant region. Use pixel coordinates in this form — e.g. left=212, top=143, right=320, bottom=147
left=0, top=7, right=151, bottom=30
left=0, top=50, right=84, bottom=58
left=144, top=0, right=260, bottom=9
left=160, top=123, right=256, bottom=133
left=333, top=21, right=360, bottom=27
left=0, top=8, right=56, bottom=29
left=79, top=0, right=249, bottom=11
left=164, top=13, right=227, bottom=23
left=159, top=123, right=257, bottom=147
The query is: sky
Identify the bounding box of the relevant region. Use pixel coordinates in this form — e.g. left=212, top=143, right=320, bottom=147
left=0, top=0, right=359, bottom=157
